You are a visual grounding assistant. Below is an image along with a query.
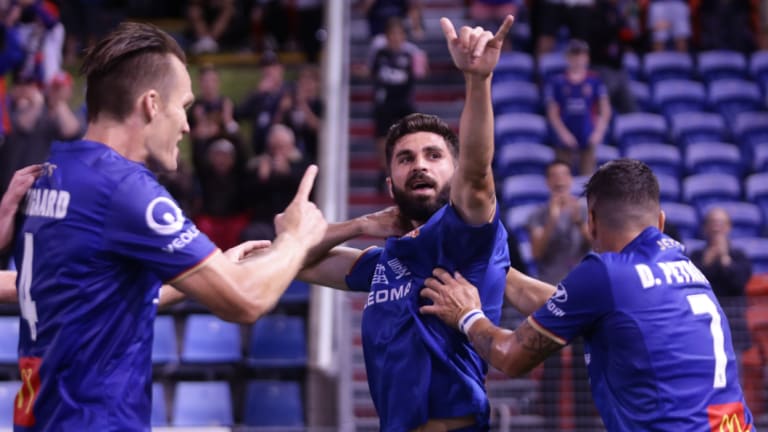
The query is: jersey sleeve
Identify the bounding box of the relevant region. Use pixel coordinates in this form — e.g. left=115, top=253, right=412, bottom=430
left=439, top=203, right=505, bottom=262
left=103, top=170, right=218, bottom=283
left=345, top=247, right=383, bottom=292
left=529, top=254, right=612, bottom=345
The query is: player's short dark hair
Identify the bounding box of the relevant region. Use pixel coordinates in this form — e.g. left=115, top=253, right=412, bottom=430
left=384, top=113, right=459, bottom=173
left=545, top=159, right=572, bottom=177
left=584, top=159, right=660, bottom=229
left=81, top=22, right=186, bottom=123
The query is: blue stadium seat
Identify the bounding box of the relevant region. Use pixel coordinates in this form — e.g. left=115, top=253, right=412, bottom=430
left=745, top=172, right=768, bottom=224
left=0, top=317, right=18, bottom=365
left=702, top=202, right=763, bottom=238
left=671, top=112, right=726, bottom=147
left=708, top=79, right=762, bottom=124
left=0, top=381, right=19, bottom=425
left=505, top=204, right=542, bottom=237
left=570, top=177, right=588, bottom=196
left=492, top=81, right=541, bottom=115
left=732, top=112, right=768, bottom=155
left=280, top=280, right=310, bottom=305
left=181, top=314, right=241, bottom=363
left=655, top=173, right=682, bottom=202
left=624, top=143, right=682, bottom=179
left=644, top=52, right=693, bottom=82
left=753, top=143, right=768, bottom=172
left=683, top=238, right=706, bottom=254
left=653, top=80, right=706, bottom=119
left=501, top=175, right=549, bottom=208
left=682, top=173, right=742, bottom=212
left=697, top=50, right=747, bottom=82
left=662, top=202, right=699, bottom=239
left=613, top=113, right=668, bottom=149
left=623, top=52, right=641, bottom=80
left=247, top=314, right=306, bottom=368
left=739, top=237, right=768, bottom=273
left=494, top=52, right=535, bottom=83
left=495, top=113, right=548, bottom=145
left=596, top=144, right=619, bottom=167
left=495, top=142, right=554, bottom=177
left=538, top=52, right=566, bottom=82
left=749, top=50, right=768, bottom=88
left=152, top=383, right=167, bottom=426
left=684, top=142, right=743, bottom=176
left=629, top=81, right=653, bottom=112
left=152, top=315, right=178, bottom=365
left=243, top=380, right=304, bottom=427
left=172, top=381, right=233, bottom=426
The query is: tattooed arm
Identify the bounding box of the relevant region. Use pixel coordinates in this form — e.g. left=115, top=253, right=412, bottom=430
left=420, top=268, right=563, bottom=377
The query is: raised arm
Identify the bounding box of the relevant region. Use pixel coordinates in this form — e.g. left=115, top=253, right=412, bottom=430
left=1, top=165, right=43, bottom=252
left=443, top=16, right=514, bottom=225
left=420, top=269, right=563, bottom=377
left=504, top=267, right=556, bottom=316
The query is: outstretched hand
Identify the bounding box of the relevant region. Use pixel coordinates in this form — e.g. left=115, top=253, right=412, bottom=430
left=274, top=165, right=328, bottom=247
left=419, top=268, right=483, bottom=328
left=441, top=15, right=514, bottom=78
left=1, top=164, right=43, bottom=211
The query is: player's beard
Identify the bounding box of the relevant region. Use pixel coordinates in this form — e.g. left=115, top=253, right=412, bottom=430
left=391, top=181, right=450, bottom=227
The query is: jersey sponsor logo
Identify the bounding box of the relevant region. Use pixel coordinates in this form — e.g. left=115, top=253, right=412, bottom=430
left=145, top=197, right=184, bottom=235
left=24, top=188, right=70, bottom=219
left=371, top=264, right=389, bottom=285
left=552, top=284, right=568, bottom=303
left=365, top=281, right=413, bottom=308
left=162, top=226, right=201, bottom=253
left=14, top=356, right=41, bottom=427
left=707, top=402, right=751, bottom=432
left=386, top=258, right=411, bottom=280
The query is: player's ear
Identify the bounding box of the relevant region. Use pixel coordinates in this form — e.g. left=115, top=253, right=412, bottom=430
left=658, top=209, right=666, bottom=233
left=386, top=176, right=394, bottom=199
left=140, top=90, right=160, bottom=123
left=587, top=209, right=597, bottom=243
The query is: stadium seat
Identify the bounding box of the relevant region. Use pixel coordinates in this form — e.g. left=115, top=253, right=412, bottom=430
left=661, top=202, right=699, bottom=239
left=732, top=112, right=768, bottom=155
left=708, top=79, right=762, bottom=124
left=745, top=172, right=768, bottom=224
left=181, top=314, right=241, bottom=363
left=0, top=317, right=18, bottom=365
left=702, top=202, right=763, bottom=238
left=753, top=143, right=768, bottom=172
left=492, top=81, right=541, bottom=115
left=629, top=81, right=653, bottom=112
left=655, top=173, right=682, bottom=202
left=280, top=280, right=310, bottom=305
left=495, top=113, right=548, bottom=145
left=570, top=176, right=588, bottom=196
left=682, top=173, right=741, bottom=212
left=643, top=51, right=693, bottom=82
left=505, top=203, right=541, bottom=237
left=495, top=142, right=554, bottom=177
left=684, top=142, right=743, bottom=177
left=152, top=315, right=178, bottom=365
left=596, top=144, right=619, bottom=167
left=683, top=238, right=706, bottom=254
left=697, top=50, right=747, bottom=82
left=247, top=314, right=306, bottom=368
left=501, top=175, right=549, bottom=208
left=623, top=51, right=641, bottom=80
left=749, top=50, right=768, bottom=88
left=671, top=112, right=726, bottom=147
left=624, top=143, right=682, bottom=179
left=740, top=237, right=768, bottom=273
left=538, top=52, right=566, bottom=82
left=653, top=79, right=707, bottom=120
left=0, top=381, right=19, bottom=425
left=172, top=381, right=233, bottom=426
left=243, top=380, right=304, bottom=427
left=494, top=51, right=535, bottom=83
left=152, top=382, right=167, bottom=426
left=613, top=113, right=668, bottom=149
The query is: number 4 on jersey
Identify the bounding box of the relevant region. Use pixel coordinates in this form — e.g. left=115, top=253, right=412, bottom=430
left=19, top=233, right=38, bottom=341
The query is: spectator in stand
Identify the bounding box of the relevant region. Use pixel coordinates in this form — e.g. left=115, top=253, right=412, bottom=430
left=0, top=73, right=81, bottom=193
left=545, top=39, right=611, bottom=175
left=0, top=19, right=24, bottom=137
left=274, top=64, right=323, bottom=162
left=533, top=0, right=595, bottom=55
left=60, top=0, right=124, bottom=66
left=698, top=0, right=756, bottom=52
left=187, top=0, right=244, bottom=54
left=241, top=124, right=308, bottom=241
left=689, top=207, right=753, bottom=353
left=193, top=137, right=250, bottom=250
left=648, top=0, right=691, bottom=52
left=8, top=0, right=64, bottom=85
left=526, top=159, right=593, bottom=431
left=361, top=0, right=424, bottom=39
left=588, top=0, right=637, bottom=113
left=189, top=64, right=239, bottom=143
left=235, top=51, right=286, bottom=155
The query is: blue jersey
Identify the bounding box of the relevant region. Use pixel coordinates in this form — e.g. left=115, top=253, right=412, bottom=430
left=531, top=227, right=753, bottom=431
left=346, top=204, right=510, bottom=431
left=12, top=140, right=217, bottom=431
left=545, top=72, right=607, bottom=149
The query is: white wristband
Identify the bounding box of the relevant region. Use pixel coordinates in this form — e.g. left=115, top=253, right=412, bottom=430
left=458, top=308, right=485, bottom=335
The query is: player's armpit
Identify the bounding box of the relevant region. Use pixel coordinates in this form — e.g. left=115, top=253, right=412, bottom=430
left=298, top=246, right=362, bottom=290
left=0, top=271, right=17, bottom=304
left=467, top=317, right=564, bottom=378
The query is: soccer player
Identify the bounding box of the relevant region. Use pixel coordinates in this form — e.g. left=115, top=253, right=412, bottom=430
left=421, top=159, right=755, bottom=431
left=296, top=16, right=514, bottom=431
left=11, top=22, right=326, bottom=431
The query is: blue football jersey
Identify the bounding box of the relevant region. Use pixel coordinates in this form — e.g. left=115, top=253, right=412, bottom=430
left=544, top=72, right=607, bottom=148
left=12, top=140, right=218, bottom=431
left=531, top=227, right=754, bottom=431
left=346, top=204, right=510, bottom=431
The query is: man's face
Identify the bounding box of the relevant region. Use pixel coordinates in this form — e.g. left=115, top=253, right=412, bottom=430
left=567, top=51, right=589, bottom=72
left=387, top=132, right=455, bottom=224
left=546, top=163, right=573, bottom=198
left=386, top=25, right=406, bottom=51
left=704, top=208, right=731, bottom=240
left=199, top=70, right=220, bottom=101
left=146, top=56, right=193, bottom=172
